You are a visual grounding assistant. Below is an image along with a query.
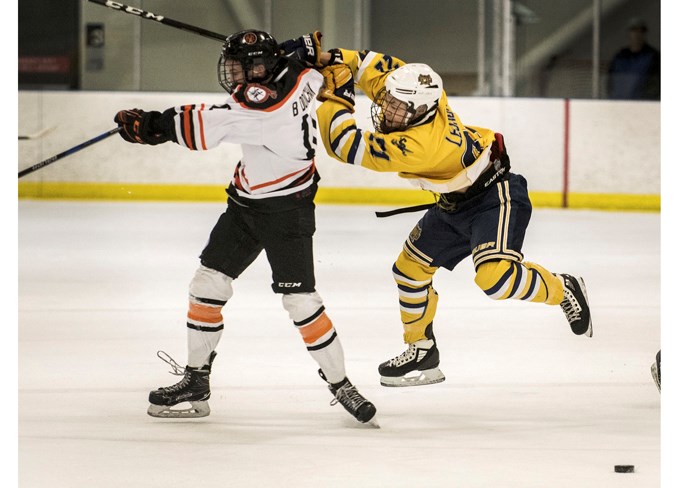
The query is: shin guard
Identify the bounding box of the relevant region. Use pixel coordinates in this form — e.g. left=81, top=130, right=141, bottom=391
left=475, top=259, right=563, bottom=305
left=283, top=292, right=346, bottom=384
left=393, top=252, right=439, bottom=343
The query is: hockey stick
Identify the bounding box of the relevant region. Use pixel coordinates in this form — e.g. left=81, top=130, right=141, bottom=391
left=18, top=126, right=56, bottom=141
left=18, top=127, right=122, bottom=179
left=88, top=0, right=229, bottom=43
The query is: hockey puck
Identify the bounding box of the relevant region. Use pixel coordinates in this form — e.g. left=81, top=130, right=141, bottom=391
left=614, top=465, right=634, bottom=473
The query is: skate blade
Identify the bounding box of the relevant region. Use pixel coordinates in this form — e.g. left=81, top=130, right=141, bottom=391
left=147, top=400, right=210, bottom=418
left=380, top=367, right=446, bottom=387
left=366, top=417, right=380, bottom=429
left=651, top=362, right=661, bottom=392
left=579, top=278, right=593, bottom=338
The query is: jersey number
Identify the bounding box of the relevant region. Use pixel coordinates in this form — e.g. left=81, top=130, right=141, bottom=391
left=301, top=113, right=317, bottom=159
left=368, top=134, right=390, bottom=160
left=374, top=55, right=399, bottom=73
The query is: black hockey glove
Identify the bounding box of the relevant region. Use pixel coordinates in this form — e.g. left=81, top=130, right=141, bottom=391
left=114, top=109, right=171, bottom=145
left=279, top=31, right=324, bottom=67
left=318, top=65, right=355, bottom=113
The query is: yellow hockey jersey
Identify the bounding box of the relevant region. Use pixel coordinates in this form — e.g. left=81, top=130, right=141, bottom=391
left=316, top=49, right=497, bottom=194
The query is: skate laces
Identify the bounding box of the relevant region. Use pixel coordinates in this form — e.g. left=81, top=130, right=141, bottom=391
left=331, top=382, right=367, bottom=410
left=388, top=344, right=418, bottom=367
left=162, top=373, right=194, bottom=393
left=157, top=351, right=186, bottom=376
left=561, top=285, right=582, bottom=322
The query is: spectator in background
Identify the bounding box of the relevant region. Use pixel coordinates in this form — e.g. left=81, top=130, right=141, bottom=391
left=607, top=17, right=660, bottom=100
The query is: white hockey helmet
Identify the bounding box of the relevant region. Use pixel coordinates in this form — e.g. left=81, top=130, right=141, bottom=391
left=371, top=63, right=443, bottom=133
left=386, top=63, right=443, bottom=108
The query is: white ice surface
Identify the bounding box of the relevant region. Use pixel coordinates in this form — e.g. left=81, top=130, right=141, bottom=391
left=17, top=201, right=665, bottom=488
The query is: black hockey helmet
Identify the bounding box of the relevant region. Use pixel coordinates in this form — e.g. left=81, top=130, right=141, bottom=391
left=218, top=29, right=281, bottom=93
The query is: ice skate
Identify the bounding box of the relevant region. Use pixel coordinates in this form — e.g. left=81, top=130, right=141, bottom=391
left=319, top=370, right=378, bottom=427
left=147, top=351, right=216, bottom=418
left=651, top=350, right=661, bottom=392
left=378, top=338, right=446, bottom=387
left=557, top=274, right=592, bottom=337
left=651, top=362, right=660, bottom=392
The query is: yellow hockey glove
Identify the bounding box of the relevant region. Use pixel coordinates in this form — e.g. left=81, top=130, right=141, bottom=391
left=318, top=64, right=356, bottom=112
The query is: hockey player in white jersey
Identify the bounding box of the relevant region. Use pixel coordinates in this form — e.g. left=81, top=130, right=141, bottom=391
left=113, top=30, right=376, bottom=425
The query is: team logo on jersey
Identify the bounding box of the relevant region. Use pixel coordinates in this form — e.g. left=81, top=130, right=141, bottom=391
left=418, top=74, right=433, bottom=86
left=392, top=136, right=412, bottom=156
left=409, top=223, right=422, bottom=242
left=243, top=32, right=258, bottom=44
left=245, top=84, right=278, bottom=103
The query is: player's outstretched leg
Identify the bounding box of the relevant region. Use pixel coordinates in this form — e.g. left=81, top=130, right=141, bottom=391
left=147, top=351, right=217, bottom=418
left=474, top=260, right=591, bottom=337
left=378, top=335, right=446, bottom=387
left=557, top=274, right=592, bottom=337
left=319, top=370, right=377, bottom=425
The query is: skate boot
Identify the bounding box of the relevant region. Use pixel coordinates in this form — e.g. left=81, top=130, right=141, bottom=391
left=318, top=370, right=378, bottom=426
left=378, top=338, right=445, bottom=387
left=147, top=351, right=217, bottom=418
left=557, top=274, right=592, bottom=337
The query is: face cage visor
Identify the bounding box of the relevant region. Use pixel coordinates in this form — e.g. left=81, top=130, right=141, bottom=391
left=370, top=88, right=420, bottom=134
left=218, top=55, right=270, bottom=93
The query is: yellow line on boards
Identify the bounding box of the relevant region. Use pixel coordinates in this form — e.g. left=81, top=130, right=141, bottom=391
left=17, top=182, right=660, bottom=212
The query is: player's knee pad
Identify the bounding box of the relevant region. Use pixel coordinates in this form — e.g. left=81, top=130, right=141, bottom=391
left=282, top=292, right=324, bottom=323
left=393, top=249, right=437, bottom=284
left=474, top=260, right=517, bottom=300
left=189, top=265, right=234, bottom=303
left=187, top=265, right=233, bottom=328
left=282, top=292, right=336, bottom=350
left=475, top=259, right=562, bottom=304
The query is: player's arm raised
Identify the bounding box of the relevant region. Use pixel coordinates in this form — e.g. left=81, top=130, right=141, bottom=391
left=329, top=49, right=406, bottom=100
left=316, top=64, right=422, bottom=173
left=278, top=31, right=405, bottom=100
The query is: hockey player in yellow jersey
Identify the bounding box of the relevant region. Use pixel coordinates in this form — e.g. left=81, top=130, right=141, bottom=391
left=281, top=34, right=592, bottom=387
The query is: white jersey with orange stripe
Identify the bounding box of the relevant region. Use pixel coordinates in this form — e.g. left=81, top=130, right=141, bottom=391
left=170, top=59, right=324, bottom=200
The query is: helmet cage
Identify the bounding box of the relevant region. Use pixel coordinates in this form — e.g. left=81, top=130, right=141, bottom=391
left=371, top=88, right=420, bottom=133
left=371, top=63, right=442, bottom=133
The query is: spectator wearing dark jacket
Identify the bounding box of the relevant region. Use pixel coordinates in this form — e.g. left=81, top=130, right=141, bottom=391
left=607, top=18, right=660, bottom=100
